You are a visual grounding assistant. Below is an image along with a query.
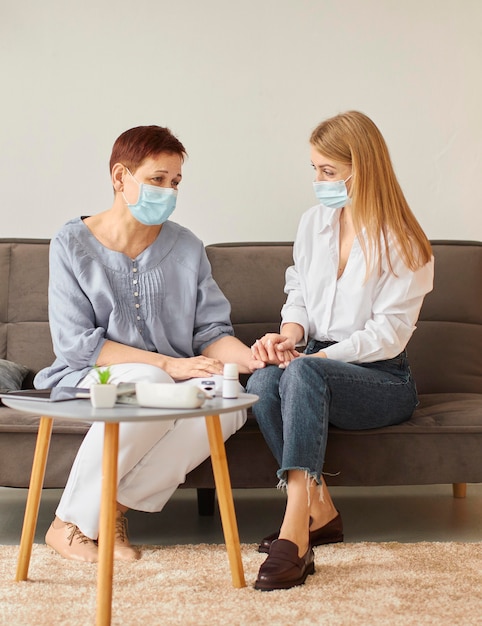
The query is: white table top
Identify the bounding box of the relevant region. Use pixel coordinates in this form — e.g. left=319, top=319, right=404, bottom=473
left=1, top=393, right=259, bottom=423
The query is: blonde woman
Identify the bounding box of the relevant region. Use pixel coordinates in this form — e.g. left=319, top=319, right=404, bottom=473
left=248, top=111, right=434, bottom=591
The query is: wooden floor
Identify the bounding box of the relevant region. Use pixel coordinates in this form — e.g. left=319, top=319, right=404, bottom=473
left=1, top=484, right=482, bottom=546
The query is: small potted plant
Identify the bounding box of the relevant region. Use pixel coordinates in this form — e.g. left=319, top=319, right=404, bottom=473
left=90, top=366, right=117, bottom=408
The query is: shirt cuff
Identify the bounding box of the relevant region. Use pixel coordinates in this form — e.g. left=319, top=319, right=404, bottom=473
left=322, top=341, right=358, bottom=363
left=280, top=311, right=309, bottom=345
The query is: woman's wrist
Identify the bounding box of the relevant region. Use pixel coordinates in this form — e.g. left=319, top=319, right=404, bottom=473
left=280, top=322, right=304, bottom=346
left=155, top=353, right=171, bottom=371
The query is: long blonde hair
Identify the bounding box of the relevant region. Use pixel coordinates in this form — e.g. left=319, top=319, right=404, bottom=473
left=310, top=111, right=432, bottom=275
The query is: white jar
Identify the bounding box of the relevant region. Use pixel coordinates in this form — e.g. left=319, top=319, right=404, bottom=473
left=222, top=363, right=239, bottom=399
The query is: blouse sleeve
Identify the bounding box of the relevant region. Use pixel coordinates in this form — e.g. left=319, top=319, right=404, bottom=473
left=280, top=234, right=311, bottom=344
left=47, top=234, right=106, bottom=369
left=192, top=247, right=234, bottom=354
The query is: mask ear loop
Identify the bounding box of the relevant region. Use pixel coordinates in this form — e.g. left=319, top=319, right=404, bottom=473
left=124, top=166, right=140, bottom=184
left=122, top=167, right=140, bottom=207
left=344, top=173, right=353, bottom=205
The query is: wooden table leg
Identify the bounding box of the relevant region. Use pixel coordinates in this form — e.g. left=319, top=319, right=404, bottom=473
left=96, top=422, right=119, bottom=626
left=453, top=483, right=467, bottom=498
left=204, top=413, right=246, bottom=588
left=16, top=416, right=53, bottom=582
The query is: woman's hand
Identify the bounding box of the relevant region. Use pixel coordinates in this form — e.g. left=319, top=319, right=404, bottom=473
left=161, top=355, right=225, bottom=381
left=251, top=333, right=300, bottom=366
left=276, top=349, right=327, bottom=368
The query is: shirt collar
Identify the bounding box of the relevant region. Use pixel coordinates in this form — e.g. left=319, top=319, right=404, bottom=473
left=313, top=205, right=342, bottom=233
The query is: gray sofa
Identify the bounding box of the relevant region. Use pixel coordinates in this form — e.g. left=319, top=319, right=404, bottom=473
left=1, top=239, right=481, bottom=512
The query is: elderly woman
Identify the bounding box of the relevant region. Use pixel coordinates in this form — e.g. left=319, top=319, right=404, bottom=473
left=35, top=125, right=264, bottom=562
left=248, top=111, right=434, bottom=591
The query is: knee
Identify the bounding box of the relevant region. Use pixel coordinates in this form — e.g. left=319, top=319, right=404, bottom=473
left=246, top=366, right=282, bottom=395
left=108, top=363, right=174, bottom=384
left=246, top=370, right=261, bottom=394
left=279, top=357, right=327, bottom=392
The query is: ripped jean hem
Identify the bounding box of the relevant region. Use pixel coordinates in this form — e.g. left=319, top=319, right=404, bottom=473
left=276, top=467, right=322, bottom=488
left=276, top=468, right=327, bottom=506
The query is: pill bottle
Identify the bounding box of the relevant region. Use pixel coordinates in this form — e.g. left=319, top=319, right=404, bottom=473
left=222, top=363, right=239, bottom=399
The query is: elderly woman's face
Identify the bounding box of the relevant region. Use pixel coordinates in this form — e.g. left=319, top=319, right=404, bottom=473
left=130, top=152, right=183, bottom=189
left=122, top=152, right=183, bottom=206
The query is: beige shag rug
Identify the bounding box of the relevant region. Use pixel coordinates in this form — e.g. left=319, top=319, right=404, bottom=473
left=1, top=542, right=481, bottom=625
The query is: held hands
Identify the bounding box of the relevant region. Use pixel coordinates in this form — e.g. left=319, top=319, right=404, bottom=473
left=251, top=333, right=301, bottom=367
left=246, top=356, right=267, bottom=373
left=163, top=353, right=266, bottom=380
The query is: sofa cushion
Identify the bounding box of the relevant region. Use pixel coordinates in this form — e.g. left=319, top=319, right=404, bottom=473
left=0, top=359, right=29, bottom=395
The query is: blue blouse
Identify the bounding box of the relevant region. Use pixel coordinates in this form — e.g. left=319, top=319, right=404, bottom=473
left=34, top=217, right=234, bottom=388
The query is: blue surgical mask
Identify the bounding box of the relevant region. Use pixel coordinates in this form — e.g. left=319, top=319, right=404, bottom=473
left=313, top=175, right=352, bottom=209
left=123, top=168, right=177, bottom=225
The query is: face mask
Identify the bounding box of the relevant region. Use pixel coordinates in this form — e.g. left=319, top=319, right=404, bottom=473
left=313, top=175, right=352, bottom=209
left=123, top=168, right=177, bottom=225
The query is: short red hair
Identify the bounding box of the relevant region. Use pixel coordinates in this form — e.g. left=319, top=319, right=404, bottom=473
left=109, top=125, right=187, bottom=173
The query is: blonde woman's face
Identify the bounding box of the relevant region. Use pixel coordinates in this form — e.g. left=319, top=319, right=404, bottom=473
left=310, top=147, right=352, bottom=188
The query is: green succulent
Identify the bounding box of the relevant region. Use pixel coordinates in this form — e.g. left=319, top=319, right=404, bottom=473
left=93, top=365, right=112, bottom=385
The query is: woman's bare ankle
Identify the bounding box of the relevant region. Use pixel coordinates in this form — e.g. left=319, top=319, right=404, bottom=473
left=310, top=506, right=338, bottom=530
left=278, top=520, right=310, bottom=558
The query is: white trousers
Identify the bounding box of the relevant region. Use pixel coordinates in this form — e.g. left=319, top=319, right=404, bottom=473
left=56, top=364, right=246, bottom=539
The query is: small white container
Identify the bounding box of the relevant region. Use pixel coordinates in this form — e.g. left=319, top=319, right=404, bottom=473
left=135, top=383, right=206, bottom=409
left=90, top=384, right=117, bottom=408
left=222, top=363, right=239, bottom=399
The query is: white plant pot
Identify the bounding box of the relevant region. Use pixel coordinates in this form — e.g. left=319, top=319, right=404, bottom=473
left=90, top=384, right=117, bottom=408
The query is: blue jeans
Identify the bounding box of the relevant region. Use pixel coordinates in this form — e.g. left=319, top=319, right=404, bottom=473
left=246, top=340, right=418, bottom=485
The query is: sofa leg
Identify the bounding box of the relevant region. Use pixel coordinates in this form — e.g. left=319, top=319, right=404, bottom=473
left=452, top=483, right=467, bottom=498
left=197, top=488, right=216, bottom=516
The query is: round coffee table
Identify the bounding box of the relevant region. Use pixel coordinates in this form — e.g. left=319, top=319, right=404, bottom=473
left=2, top=393, right=259, bottom=626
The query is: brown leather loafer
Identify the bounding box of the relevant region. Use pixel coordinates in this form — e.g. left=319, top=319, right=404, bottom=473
left=254, top=538, right=315, bottom=591
left=258, top=511, right=344, bottom=554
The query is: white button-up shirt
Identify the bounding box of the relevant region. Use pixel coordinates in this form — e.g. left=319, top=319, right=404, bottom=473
left=281, top=204, right=434, bottom=363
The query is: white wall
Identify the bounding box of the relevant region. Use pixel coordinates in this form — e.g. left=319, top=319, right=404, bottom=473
left=1, top=0, right=481, bottom=244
